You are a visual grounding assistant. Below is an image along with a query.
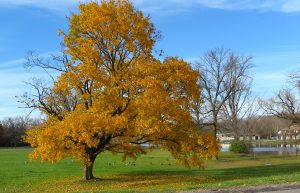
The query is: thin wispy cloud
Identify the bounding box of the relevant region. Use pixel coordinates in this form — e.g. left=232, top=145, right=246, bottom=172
left=0, top=0, right=79, bottom=11
left=0, top=51, right=59, bottom=71
left=136, top=0, right=300, bottom=13
left=0, top=58, right=26, bottom=70
left=281, top=0, right=300, bottom=12
left=0, top=51, right=59, bottom=118
left=1, top=0, right=300, bottom=13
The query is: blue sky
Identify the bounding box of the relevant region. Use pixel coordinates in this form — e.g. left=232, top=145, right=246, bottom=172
left=0, top=0, right=300, bottom=119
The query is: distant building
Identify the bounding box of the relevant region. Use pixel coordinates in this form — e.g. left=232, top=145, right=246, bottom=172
left=277, top=124, right=300, bottom=140
left=217, top=131, right=261, bottom=141
left=217, top=132, right=234, bottom=141
left=239, top=135, right=260, bottom=141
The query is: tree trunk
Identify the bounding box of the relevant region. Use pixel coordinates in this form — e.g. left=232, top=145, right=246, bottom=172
left=234, top=124, right=239, bottom=141
left=213, top=120, right=218, bottom=139
left=212, top=122, right=219, bottom=160
left=283, top=133, right=287, bottom=148
left=83, top=160, right=95, bottom=180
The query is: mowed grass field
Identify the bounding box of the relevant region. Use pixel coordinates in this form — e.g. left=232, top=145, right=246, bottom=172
left=2, top=148, right=300, bottom=193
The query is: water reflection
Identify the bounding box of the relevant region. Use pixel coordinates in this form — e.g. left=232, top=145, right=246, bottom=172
left=221, top=143, right=300, bottom=155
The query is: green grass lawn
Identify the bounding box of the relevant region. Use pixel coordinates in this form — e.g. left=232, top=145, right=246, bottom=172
left=1, top=148, right=300, bottom=193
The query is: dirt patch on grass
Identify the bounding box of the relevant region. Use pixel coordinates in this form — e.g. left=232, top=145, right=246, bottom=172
left=183, top=182, right=300, bottom=193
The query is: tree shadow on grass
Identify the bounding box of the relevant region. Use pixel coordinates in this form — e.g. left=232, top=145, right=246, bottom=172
left=106, top=163, right=300, bottom=188
left=210, top=163, right=300, bottom=180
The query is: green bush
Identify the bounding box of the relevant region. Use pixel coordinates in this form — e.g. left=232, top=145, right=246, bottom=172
left=229, top=141, right=248, bottom=153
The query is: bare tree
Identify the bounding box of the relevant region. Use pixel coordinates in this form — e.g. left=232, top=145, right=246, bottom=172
left=259, top=71, right=300, bottom=144
left=221, top=56, right=253, bottom=140
left=260, top=89, right=300, bottom=124
left=195, top=48, right=253, bottom=140
left=239, top=99, right=261, bottom=140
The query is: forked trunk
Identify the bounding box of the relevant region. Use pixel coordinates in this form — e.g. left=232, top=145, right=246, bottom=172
left=83, top=161, right=95, bottom=180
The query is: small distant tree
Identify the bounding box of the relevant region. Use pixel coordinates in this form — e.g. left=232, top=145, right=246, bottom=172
left=253, top=116, right=289, bottom=139
left=229, top=141, right=248, bottom=153
left=21, top=0, right=219, bottom=181
left=239, top=100, right=261, bottom=140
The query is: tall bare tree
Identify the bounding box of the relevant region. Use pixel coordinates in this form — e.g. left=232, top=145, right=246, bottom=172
left=195, top=48, right=253, bottom=139
left=221, top=56, right=253, bottom=140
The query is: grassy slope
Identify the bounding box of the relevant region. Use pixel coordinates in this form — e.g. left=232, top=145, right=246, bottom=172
left=1, top=148, right=300, bottom=193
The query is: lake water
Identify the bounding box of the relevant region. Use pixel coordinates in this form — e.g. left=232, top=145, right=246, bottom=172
left=221, top=143, right=300, bottom=155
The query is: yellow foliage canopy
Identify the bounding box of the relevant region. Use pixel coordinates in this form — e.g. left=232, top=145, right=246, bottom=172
left=24, top=0, right=219, bottom=174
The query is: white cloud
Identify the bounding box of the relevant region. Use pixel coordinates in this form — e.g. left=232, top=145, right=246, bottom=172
left=131, top=0, right=300, bottom=13
left=282, top=0, right=300, bottom=13
left=1, top=0, right=300, bottom=13
left=0, top=0, right=78, bottom=10
left=0, top=58, right=26, bottom=70
left=0, top=0, right=87, bottom=14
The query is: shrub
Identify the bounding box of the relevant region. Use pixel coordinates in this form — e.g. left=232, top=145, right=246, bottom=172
left=229, top=141, right=248, bottom=153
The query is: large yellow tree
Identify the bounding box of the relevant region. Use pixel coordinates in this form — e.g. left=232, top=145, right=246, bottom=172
left=23, top=0, right=219, bottom=180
